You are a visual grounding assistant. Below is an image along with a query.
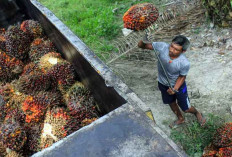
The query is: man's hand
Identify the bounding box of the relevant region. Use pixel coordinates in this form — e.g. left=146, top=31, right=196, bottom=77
left=167, top=88, right=175, bottom=95
left=138, top=40, right=145, bottom=48
left=138, top=40, right=153, bottom=50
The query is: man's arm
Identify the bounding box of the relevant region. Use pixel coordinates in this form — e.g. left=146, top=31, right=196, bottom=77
left=138, top=40, right=153, bottom=50
left=167, top=75, right=186, bottom=95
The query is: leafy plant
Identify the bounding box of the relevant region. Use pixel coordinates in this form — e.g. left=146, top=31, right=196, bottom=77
left=170, top=114, right=224, bottom=157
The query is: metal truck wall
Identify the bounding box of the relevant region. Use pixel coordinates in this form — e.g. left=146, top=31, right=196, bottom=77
left=14, top=0, right=127, bottom=114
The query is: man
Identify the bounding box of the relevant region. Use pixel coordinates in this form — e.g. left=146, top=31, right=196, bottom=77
left=138, top=35, right=206, bottom=128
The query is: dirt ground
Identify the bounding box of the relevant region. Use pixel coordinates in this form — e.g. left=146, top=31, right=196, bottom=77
left=109, top=26, right=232, bottom=135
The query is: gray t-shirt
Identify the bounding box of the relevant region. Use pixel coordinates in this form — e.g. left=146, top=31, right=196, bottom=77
left=152, top=42, right=190, bottom=87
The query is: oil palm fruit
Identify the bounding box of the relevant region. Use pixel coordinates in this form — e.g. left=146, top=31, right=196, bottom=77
left=213, top=123, right=232, bottom=147
left=64, top=82, right=98, bottom=134
left=39, top=52, right=65, bottom=73
left=20, top=20, right=43, bottom=40
left=0, top=120, right=27, bottom=151
left=47, top=62, right=76, bottom=93
left=4, top=26, right=31, bottom=60
left=0, top=50, right=24, bottom=82
left=22, top=92, right=63, bottom=123
left=40, top=107, right=70, bottom=149
left=21, top=62, right=42, bottom=76
left=16, top=74, right=51, bottom=94
left=123, top=3, right=159, bottom=30
left=29, top=38, right=56, bottom=62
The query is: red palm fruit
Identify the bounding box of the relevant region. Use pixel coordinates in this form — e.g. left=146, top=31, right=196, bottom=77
left=40, top=107, right=70, bottom=149
left=22, top=92, right=63, bottom=123
left=39, top=52, right=65, bottom=73
left=0, top=120, right=27, bottom=151
left=20, top=20, right=43, bottom=40
left=4, top=26, right=31, bottom=60
left=47, top=62, right=76, bottom=93
left=0, top=50, right=24, bottom=82
left=217, top=147, right=232, bottom=157
left=21, top=62, right=43, bottom=76
left=64, top=82, right=98, bottom=134
left=213, top=123, right=232, bottom=147
left=0, top=28, right=6, bottom=51
left=123, top=3, right=159, bottom=30
left=29, top=38, right=56, bottom=62
left=202, top=143, right=218, bottom=157
left=16, top=74, right=51, bottom=94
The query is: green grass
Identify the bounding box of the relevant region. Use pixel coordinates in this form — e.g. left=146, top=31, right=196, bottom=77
left=170, top=114, right=224, bottom=157
left=38, top=0, right=155, bottom=61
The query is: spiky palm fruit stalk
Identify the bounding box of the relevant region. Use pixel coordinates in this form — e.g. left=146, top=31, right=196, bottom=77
left=21, top=62, right=43, bottom=76
left=0, top=120, right=27, bottom=151
left=123, top=3, right=159, bottom=31
left=64, top=82, right=98, bottom=134
left=39, top=52, right=65, bottom=73
left=47, top=62, right=76, bottom=93
left=0, top=51, right=24, bottom=82
left=0, top=28, right=6, bottom=51
left=40, top=107, right=70, bottom=149
left=213, top=123, right=232, bottom=147
left=16, top=74, right=51, bottom=94
left=22, top=92, right=63, bottom=123
left=29, top=38, right=56, bottom=62
left=217, top=147, right=232, bottom=157
left=20, top=20, right=43, bottom=40
left=4, top=26, right=31, bottom=60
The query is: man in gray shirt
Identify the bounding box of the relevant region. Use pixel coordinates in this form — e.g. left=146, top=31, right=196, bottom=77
left=138, top=35, right=206, bottom=128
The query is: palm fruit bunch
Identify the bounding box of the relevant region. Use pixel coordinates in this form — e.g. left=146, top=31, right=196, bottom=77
left=29, top=38, right=56, bottom=62
left=0, top=28, right=6, bottom=51
left=16, top=74, right=51, bottom=94
left=47, top=62, right=76, bottom=93
left=217, top=147, right=232, bottom=157
left=203, top=123, right=232, bottom=157
left=202, top=0, right=232, bottom=27
left=213, top=123, right=232, bottom=147
left=4, top=26, right=31, bottom=60
left=39, top=52, right=65, bottom=72
left=22, top=92, right=63, bottom=123
left=0, top=120, right=27, bottom=151
left=0, top=50, right=24, bottom=82
left=20, top=20, right=43, bottom=40
left=64, top=82, right=98, bottom=134
left=21, top=62, right=42, bottom=76
left=123, top=3, right=159, bottom=31
left=40, top=107, right=70, bottom=149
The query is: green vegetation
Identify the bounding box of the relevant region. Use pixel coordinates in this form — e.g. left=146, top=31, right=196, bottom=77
left=170, top=114, right=224, bottom=157
left=38, top=0, right=154, bottom=61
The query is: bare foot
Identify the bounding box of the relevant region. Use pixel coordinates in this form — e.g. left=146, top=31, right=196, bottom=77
left=196, top=112, right=206, bottom=127
left=169, top=119, right=185, bottom=129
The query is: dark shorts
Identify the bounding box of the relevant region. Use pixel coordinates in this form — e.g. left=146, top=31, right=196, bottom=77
left=158, top=82, right=191, bottom=111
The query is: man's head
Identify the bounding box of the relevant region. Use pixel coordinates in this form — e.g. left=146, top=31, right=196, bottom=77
left=169, top=35, right=190, bottom=57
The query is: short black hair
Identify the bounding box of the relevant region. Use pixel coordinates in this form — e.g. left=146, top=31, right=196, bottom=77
left=172, top=35, right=190, bottom=51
